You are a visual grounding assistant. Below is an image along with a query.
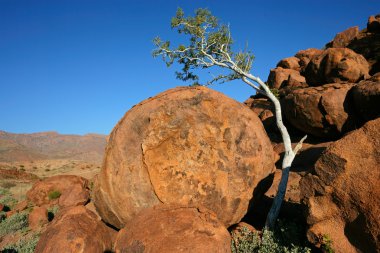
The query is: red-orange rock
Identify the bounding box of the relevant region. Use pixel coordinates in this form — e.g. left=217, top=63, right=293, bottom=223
left=294, top=48, right=323, bottom=72
left=277, top=57, right=301, bottom=70
left=243, top=96, right=275, bottom=132
left=281, top=83, right=357, bottom=138
left=326, top=26, right=359, bottom=48
left=300, top=118, right=380, bottom=253
left=367, top=14, right=380, bottom=33
left=114, top=204, right=231, bottom=253
left=267, top=67, right=307, bottom=89
left=26, top=175, right=90, bottom=208
left=265, top=169, right=301, bottom=204
left=28, top=206, right=48, bottom=230
left=94, top=86, right=275, bottom=229
left=34, top=206, right=115, bottom=253
left=352, top=74, right=380, bottom=121
left=305, top=48, right=369, bottom=86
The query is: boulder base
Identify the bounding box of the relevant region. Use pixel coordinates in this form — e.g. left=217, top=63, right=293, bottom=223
left=114, top=204, right=231, bottom=253
left=35, top=206, right=115, bottom=253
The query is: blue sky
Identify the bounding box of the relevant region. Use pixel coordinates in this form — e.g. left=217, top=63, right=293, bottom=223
left=1, top=0, right=379, bottom=135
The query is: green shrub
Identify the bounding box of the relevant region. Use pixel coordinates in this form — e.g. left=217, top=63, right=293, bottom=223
left=0, top=188, right=17, bottom=210
left=231, top=220, right=311, bottom=253
left=2, top=231, right=40, bottom=253
left=321, top=234, right=334, bottom=253
left=270, top=88, right=280, bottom=98
left=47, top=190, right=61, bottom=200
left=0, top=211, right=29, bottom=238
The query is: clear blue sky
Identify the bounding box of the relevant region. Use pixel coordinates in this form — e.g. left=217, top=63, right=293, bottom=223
left=1, top=0, right=379, bottom=135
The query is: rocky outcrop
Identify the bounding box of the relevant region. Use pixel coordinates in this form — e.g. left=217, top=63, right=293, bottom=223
left=277, top=57, right=301, bottom=71
left=114, top=204, right=231, bottom=253
left=28, top=206, right=48, bottom=230
left=26, top=175, right=90, bottom=208
left=367, top=14, right=380, bottom=33
left=243, top=96, right=275, bottom=133
left=94, top=86, right=275, bottom=229
left=268, top=67, right=307, bottom=89
left=304, top=48, right=369, bottom=86
left=281, top=83, right=356, bottom=138
left=352, top=73, right=380, bottom=121
left=35, top=206, right=115, bottom=253
left=295, top=48, right=323, bottom=73
left=326, top=26, right=359, bottom=48
left=300, top=118, right=380, bottom=253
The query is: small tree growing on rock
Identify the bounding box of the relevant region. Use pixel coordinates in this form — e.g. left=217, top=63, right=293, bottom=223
left=153, top=8, right=306, bottom=230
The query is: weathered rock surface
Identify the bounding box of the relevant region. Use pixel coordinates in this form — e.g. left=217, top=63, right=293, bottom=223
left=28, top=206, right=48, bottom=230
left=35, top=206, right=115, bottom=253
left=267, top=67, right=307, bottom=89
left=352, top=73, right=380, bottom=121
left=348, top=31, right=380, bottom=75
left=94, top=86, right=275, bottom=229
left=281, top=83, right=356, bottom=138
left=26, top=175, right=90, bottom=208
left=277, top=57, right=301, bottom=71
left=300, top=118, right=380, bottom=253
left=367, top=14, right=380, bottom=33
left=114, top=204, right=231, bottom=253
left=305, top=48, right=369, bottom=86
left=243, top=96, right=275, bottom=132
left=294, top=48, right=323, bottom=73
left=326, top=26, right=359, bottom=48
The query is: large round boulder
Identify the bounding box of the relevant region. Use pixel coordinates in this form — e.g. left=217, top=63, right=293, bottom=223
left=114, top=204, right=231, bottom=253
left=300, top=118, right=380, bottom=253
left=305, top=48, right=369, bottom=86
left=93, top=86, right=275, bottom=229
left=281, top=83, right=356, bottom=138
left=35, top=206, right=115, bottom=253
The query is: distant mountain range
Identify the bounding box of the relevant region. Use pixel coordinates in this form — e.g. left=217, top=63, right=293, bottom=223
left=0, top=131, right=107, bottom=163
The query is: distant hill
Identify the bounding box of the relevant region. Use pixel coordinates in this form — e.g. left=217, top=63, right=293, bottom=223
left=0, top=131, right=107, bottom=163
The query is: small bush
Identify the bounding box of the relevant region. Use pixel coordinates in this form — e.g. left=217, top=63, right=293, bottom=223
left=47, top=190, right=61, bottom=200
left=0, top=188, right=17, bottom=209
left=270, top=88, right=280, bottom=98
left=0, top=211, right=29, bottom=238
left=231, top=220, right=311, bottom=253
left=320, top=234, right=334, bottom=253
left=2, top=231, right=40, bottom=253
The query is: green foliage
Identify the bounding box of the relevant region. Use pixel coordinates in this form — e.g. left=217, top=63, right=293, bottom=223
left=2, top=231, right=40, bottom=253
left=231, top=220, right=311, bottom=253
left=320, top=234, right=334, bottom=253
left=270, top=88, right=280, bottom=98
left=0, top=211, right=29, bottom=238
left=153, top=7, right=255, bottom=86
left=0, top=188, right=17, bottom=210
left=47, top=190, right=61, bottom=200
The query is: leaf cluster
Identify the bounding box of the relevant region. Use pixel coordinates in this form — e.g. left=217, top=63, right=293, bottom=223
left=153, top=8, right=255, bottom=86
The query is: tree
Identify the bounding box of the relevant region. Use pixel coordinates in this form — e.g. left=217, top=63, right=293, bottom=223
left=153, top=8, right=306, bottom=230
